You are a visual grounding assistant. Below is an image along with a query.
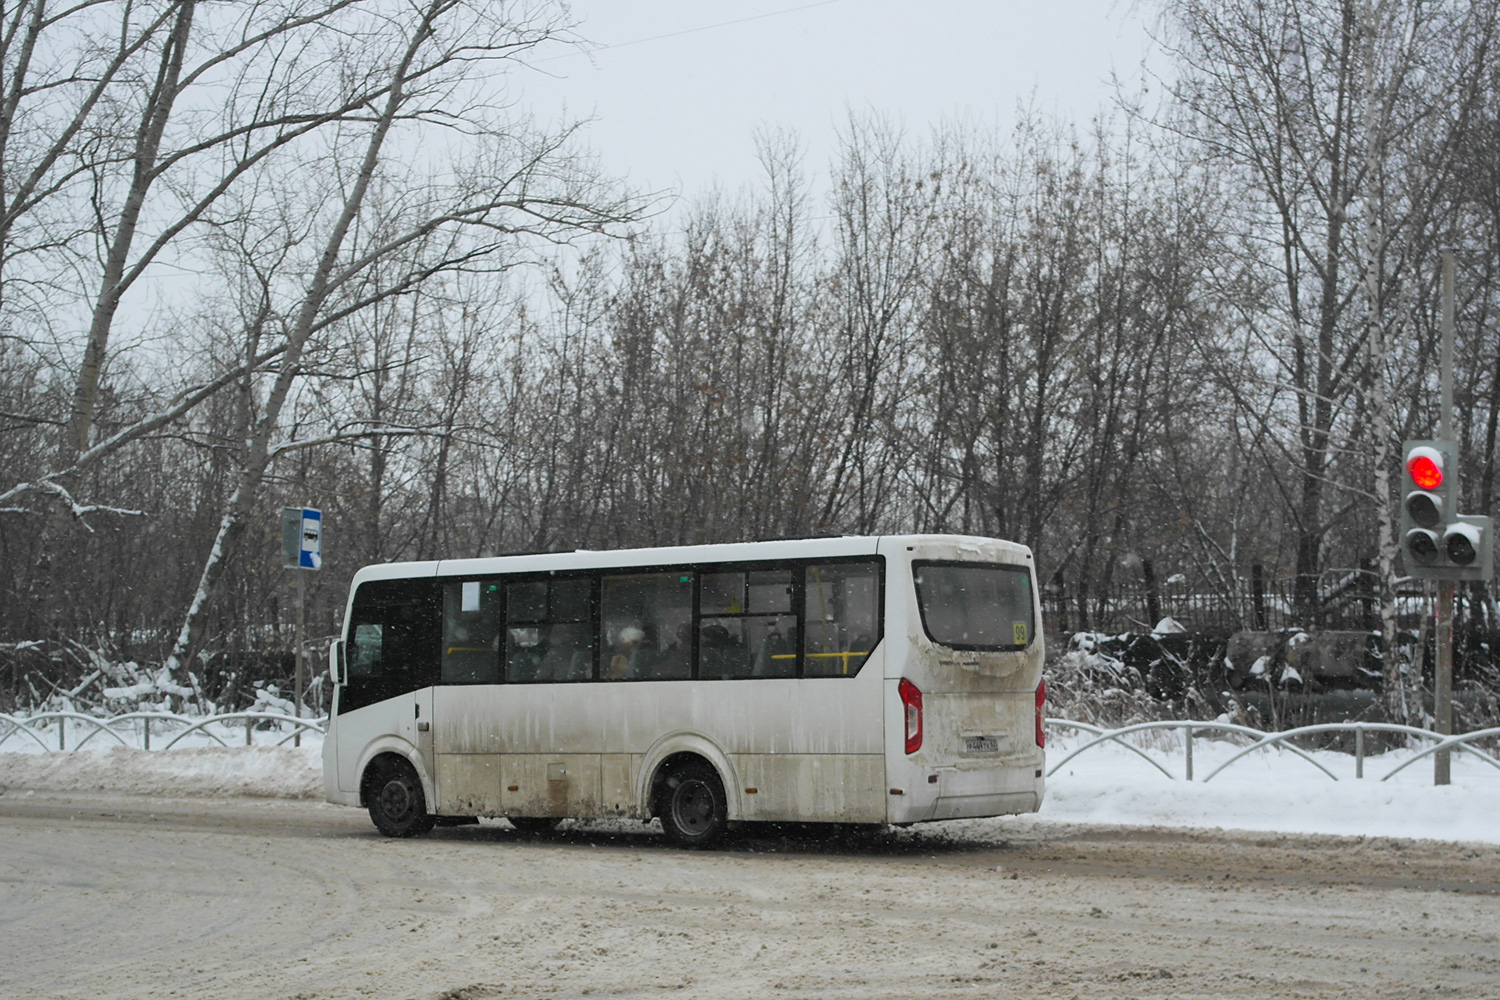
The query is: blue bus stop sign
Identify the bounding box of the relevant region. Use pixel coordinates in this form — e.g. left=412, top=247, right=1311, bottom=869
left=281, top=507, right=322, bottom=570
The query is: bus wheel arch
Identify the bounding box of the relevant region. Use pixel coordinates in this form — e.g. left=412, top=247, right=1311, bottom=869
left=651, top=753, right=729, bottom=847
left=638, top=733, right=742, bottom=822
left=354, top=739, right=434, bottom=809
left=361, top=752, right=436, bottom=838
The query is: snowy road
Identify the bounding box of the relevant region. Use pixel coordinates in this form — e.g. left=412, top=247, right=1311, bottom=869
left=2, top=792, right=1499, bottom=999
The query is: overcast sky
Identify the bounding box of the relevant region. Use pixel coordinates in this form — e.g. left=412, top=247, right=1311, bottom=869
left=519, top=0, right=1160, bottom=199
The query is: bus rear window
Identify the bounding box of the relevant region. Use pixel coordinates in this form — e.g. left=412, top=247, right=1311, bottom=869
left=912, top=562, right=1034, bottom=651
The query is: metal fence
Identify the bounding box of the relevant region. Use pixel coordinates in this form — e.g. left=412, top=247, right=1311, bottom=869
left=1046, top=718, right=1500, bottom=782
left=0, top=711, right=325, bottom=751
left=5, top=711, right=1498, bottom=790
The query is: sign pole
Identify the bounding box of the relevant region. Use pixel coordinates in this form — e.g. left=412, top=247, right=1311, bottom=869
left=295, top=566, right=305, bottom=747
left=282, top=506, right=322, bottom=748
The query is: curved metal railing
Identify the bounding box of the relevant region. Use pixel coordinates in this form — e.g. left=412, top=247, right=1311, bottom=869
left=5, top=710, right=1497, bottom=787
left=0, top=711, right=326, bottom=752
left=1045, top=717, right=1500, bottom=782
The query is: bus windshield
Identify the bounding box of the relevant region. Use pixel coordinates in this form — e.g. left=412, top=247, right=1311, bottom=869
left=912, top=561, right=1034, bottom=650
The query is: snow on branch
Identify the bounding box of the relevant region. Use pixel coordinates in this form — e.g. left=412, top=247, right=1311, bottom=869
left=0, top=480, right=144, bottom=529
left=70, top=343, right=288, bottom=473
left=0, top=344, right=289, bottom=518
left=267, top=424, right=440, bottom=458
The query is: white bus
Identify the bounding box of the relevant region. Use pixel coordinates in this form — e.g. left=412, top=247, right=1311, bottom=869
left=322, top=534, right=1045, bottom=845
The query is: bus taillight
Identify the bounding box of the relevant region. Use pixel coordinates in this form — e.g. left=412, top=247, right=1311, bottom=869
left=898, top=678, right=922, bottom=754
left=1034, top=679, right=1047, bottom=748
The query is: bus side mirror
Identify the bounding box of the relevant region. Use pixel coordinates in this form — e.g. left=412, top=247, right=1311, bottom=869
left=330, top=639, right=346, bottom=685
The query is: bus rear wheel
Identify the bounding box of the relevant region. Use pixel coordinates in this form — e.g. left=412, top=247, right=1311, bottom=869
left=660, top=760, right=727, bottom=848
left=365, top=758, right=435, bottom=838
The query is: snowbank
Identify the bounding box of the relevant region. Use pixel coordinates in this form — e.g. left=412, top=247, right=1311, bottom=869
left=1037, top=737, right=1500, bottom=844
left=0, top=744, right=321, bottom=799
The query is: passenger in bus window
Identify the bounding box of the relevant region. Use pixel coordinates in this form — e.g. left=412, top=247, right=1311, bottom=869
left=533, top=633, right=564, bottom=681
left=698, top=622, right=734, bottom=678
left=655, top=622, right=693, bottom=679
left=751, top=627, right=793, bottom=677
left=540, top=623, right=591, bottom=681
left=607, top=625, right=645, bottom=679
left=632, top=623, right=661, bottom=677
left=507, top=627, right=543, bottom=682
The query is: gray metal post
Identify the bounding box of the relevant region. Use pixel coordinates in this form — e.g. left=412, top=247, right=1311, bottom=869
left=1441, top=251, right=1455, bottom=441
left=1435, top=251, right=1456, bottom=786
left=1435, top=580, right=1453, bottom=785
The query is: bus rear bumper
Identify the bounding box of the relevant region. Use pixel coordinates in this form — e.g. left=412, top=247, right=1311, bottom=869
left=927, top=789, right=1041, bottom=821
left=887, top=761, right=1044, bottom=824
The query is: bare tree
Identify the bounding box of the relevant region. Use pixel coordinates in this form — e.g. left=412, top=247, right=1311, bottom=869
left=161, top=0, right=637, bottom=678
left=820, top=114, right=937, bottom=534
left=1158, top=0, right=1500, bottom=631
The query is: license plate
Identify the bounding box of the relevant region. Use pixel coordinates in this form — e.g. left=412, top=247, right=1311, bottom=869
left=963, top=735, right=1000, bottom=754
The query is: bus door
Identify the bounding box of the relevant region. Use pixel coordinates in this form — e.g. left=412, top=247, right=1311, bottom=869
left=338, top=579, right=441, bottom=793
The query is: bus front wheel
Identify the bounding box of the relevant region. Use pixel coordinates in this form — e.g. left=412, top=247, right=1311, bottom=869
left=365, top=758, right=436, bottom=838
left=660, top=760, right=727, bottom=848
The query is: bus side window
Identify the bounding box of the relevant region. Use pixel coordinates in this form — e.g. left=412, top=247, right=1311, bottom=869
left=698, top=569, right=795, bottom=679
left=803, top=562, right=880, bottom=676
left=506, top=577, right=594, bottom=682
left=442, top=580, right=501, bottom=684
left=601, top=572, right=691, bottom=680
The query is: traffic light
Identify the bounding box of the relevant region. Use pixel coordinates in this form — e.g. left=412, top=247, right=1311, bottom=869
left=1400, top=440, right=1453, bottom=571
left=1400, top=439, right=1493, bottom=581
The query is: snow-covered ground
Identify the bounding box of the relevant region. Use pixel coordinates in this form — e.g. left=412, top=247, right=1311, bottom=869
left=1037, top=735, right=1500, bottom=845
left=2, top=729, right=1496, bottom=844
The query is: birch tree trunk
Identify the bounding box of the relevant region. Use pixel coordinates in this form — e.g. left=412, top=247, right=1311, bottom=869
left=1354, top=0, right=1408, bottom=723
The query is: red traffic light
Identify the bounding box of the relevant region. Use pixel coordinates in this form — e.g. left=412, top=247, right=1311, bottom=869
left=1406, top=448, right=1444, bottom=490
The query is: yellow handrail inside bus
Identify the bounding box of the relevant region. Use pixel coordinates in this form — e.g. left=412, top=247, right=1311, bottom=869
left=771, top=651, right=868, bottom=674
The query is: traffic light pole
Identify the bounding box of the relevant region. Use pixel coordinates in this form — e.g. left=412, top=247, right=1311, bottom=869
left=1402, top=255, right=1491, bottom=782
left=1435, top=578, right=1453, bottom=784
left=1434, top=251, right=1456, bottom=786
left=1441, top=251, right=1455, bottom=439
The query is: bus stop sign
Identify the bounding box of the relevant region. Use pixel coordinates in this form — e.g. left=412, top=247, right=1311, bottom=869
left=282, top=507, right=322, bottom=570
